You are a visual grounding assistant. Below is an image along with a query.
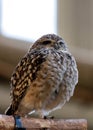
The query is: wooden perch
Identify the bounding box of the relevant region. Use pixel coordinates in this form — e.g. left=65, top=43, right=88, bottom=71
left=0, top=114, right=87, bottom=130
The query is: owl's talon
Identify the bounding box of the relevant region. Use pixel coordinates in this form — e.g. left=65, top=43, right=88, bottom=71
left=43, top=116, right=54, bottom=130
left=50, top=116, right=54, bottom=119
left=44, top=116, right=54, bottom=119
left=44, top=116, right=47, bottom=119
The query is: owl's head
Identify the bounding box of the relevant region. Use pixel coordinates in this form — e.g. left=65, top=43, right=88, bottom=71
left=32, top=34, right=68, bottom=51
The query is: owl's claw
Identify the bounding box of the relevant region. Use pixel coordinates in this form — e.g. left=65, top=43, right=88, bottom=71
left=44, top=115, right=54, bottom=119
left=13, top=115, right=26, bottom=130
left=42, top=116, right=54, bottom=130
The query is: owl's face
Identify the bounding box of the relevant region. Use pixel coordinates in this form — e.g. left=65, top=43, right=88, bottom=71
left=31, top=34, right=68, bottom=51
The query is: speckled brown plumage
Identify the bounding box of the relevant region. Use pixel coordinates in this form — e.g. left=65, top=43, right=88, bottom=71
left=5, top=34, right=78, bottom=118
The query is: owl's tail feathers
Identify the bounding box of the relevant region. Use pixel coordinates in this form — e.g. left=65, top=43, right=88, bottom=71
left=5, top=104, right=13, bottom=115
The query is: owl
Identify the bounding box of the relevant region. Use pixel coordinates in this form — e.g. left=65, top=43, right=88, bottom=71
left=5, top=34, right=78, bottom=118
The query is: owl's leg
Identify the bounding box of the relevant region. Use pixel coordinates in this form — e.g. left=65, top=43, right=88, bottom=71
left=13, top=115, right=26, bottom=130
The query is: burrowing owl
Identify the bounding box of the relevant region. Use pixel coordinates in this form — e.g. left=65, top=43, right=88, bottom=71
left=5, top=34, right=78, bottom=118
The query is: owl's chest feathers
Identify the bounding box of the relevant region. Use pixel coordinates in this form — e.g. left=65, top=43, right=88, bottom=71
left=20, top=52, right=64, bottom=110
left=18, top=50, right=77, bottom=114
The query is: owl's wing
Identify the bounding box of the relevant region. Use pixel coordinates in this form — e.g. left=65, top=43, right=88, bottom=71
left=10, top=49, right=49, bottom=113
left=61, top=52, right=78, bottom=101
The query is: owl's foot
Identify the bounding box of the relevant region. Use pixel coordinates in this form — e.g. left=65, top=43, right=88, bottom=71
left=41, top=116, right=54, bottom=130
left=13, top=115, right=26, bottom=130
left=44, top=116, right=54, bottom=119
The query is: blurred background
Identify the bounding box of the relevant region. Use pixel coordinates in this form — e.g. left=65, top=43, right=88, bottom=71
left=0, top=0, right=93, bottom=129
